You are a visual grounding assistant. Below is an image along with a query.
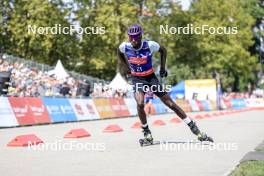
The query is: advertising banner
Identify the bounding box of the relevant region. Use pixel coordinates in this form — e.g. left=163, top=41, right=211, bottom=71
left=200, top=100, right=212, bottom=111
left=93, top=98, right=116, bottom=119
left=8, top=97, right=36, bottom=125
left=195, top=100, right=205, bottom=111
left=175, top=99, right=192, bottom=112
left=231, top=99, right=246, bottom=109
left=124, top=98, right=137, bottom=116
left=69, top=98, right=100, bottom=121
left=245, top=98, right=264, bottom=107
left=208, top=100, right=217, bottom=110
left=188, top=100, right=200, bottom=112
left=185, top=79, right=217, bottom=101
left=221, top=99, right=232, bottom=109
left=109, top=98, right=131, bottom=117
left=0, top=97, right=18, bottom=127
left=24, top=97, right=51, bottom=124
left=42, top=97, right=77, bottom=122
left=152, top=98, right=167, bottom=114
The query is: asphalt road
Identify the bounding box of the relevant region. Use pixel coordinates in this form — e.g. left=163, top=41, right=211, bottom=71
left=1, top=110, right=264, bottom=176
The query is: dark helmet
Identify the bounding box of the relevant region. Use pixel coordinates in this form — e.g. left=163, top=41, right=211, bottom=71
left=127, top=24, right=143, bottom=36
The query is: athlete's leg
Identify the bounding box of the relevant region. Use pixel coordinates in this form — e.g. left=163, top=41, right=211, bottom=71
left=159, top=94, right=213, bottom=142
left=159, top=94, right=188, bottom=119
left=149, top=74, right=189, bottom=120
left=149, top=74, right=201, bottom=137
left=134, top=91, right=153, bottom=142
left=149, top=73, right=213, bottom=142
left=134, top=92, right=147, bottom=125
left=159, top=94, right=199, bottom=133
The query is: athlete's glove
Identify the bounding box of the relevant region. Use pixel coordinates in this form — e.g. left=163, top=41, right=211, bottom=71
left=159, top=68, right=168, bottom=78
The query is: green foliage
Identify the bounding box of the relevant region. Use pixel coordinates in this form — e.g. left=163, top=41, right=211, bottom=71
left=74, top=0, right=138, bottom=79
left=2, top=0, right=79, bottom=67
left=169, top=0, right=261, bottom=91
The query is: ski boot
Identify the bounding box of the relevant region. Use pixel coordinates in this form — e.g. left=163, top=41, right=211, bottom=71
left=139, top=128, right=154, bottom=146
left=197, top=132, right=214, bottom=142
left=188, top=121, right=214, bottom=142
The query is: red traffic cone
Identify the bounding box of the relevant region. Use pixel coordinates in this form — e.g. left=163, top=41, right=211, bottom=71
left=152, top=119, right=166, bottom=126
left=131, top=122, right=141, bottom=129
left=170, top=118, right=181, bottom=124
left=203, top=113, right=212, bottom=118
left=103, top=124, right=123, bottom=133
left=195, top=114, right=204, bottom=119
left=64, top=128, right=91, bottom=138
left=7, top=134, right=43, bottom=147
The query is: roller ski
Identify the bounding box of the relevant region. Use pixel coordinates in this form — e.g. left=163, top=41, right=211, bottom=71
left=139, top=129, right=154, bottom=147
left=188, top=121, right=214, bottom=143
left=197, top=132, right=214, bottom=142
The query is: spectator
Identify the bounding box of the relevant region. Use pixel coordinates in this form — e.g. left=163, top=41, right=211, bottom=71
left=60, top=82, right=71, bottom=97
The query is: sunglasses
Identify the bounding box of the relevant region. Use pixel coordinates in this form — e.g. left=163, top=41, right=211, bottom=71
left=129, top=34, right=142, bottom=41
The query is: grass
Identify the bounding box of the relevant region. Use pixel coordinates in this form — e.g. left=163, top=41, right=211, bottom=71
left=230, top=160, right=264, bottom=176
left=230, top=141, right=264, bottom=176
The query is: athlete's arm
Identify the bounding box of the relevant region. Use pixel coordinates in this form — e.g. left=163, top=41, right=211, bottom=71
left=159, top=45, right=167, bottom=77
left=159, top=45, right=167, bottom=70
left=117, top=47, right=131, bottom=75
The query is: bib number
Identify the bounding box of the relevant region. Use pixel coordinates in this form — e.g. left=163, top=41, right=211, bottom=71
left=136, top=67, right=143, bottom=72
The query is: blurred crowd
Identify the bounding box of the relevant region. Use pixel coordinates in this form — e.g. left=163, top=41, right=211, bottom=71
left=0, top=58, right=92, bottom=97
left=0, top=58, right=130, bottom=98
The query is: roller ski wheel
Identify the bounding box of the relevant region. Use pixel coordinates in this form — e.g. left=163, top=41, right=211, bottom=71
left=198, top=132, right=214, bottom=143
left=139, top=138, right=153, bottom=147
left=139, top=129, right=153, bottom=147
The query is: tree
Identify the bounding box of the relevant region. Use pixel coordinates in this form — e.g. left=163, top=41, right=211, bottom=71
left=0, top=0, right=13, bottom=53
left=186, top=0, right=259, bottom=91
left=74, top=0, right=138, bottom=80
left=4, top=0, right=80, bottom=67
